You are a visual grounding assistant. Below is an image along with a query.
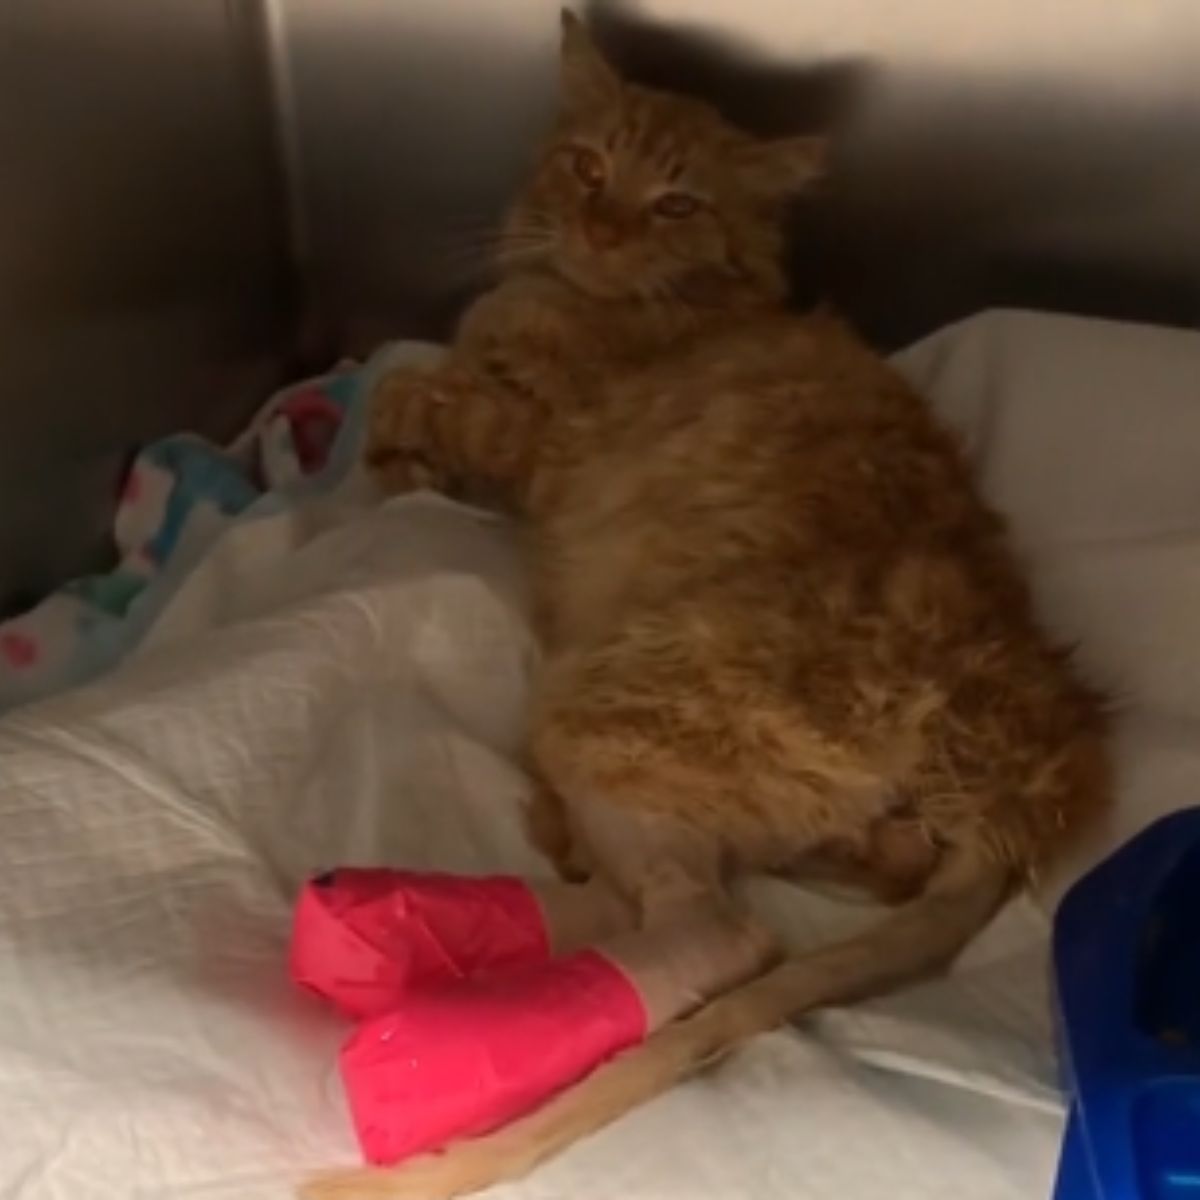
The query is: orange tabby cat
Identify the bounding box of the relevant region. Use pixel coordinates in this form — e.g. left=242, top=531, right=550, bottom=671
left=308, top=12, right=1110, bottom=1198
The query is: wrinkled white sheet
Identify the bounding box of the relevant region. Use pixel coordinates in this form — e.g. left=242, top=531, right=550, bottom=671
left=1, top=309, right=1198, bottom=1200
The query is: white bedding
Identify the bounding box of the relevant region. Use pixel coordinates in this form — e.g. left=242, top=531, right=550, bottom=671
left=2, top=309, right=1198, bottom=1200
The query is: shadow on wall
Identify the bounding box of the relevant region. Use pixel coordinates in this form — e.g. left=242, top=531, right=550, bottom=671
left=586, top=1, right=1200, bottom=348
left=290, top=1, right=1198, bottom=355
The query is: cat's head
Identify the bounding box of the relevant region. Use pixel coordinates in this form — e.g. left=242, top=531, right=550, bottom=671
left=501, top=12, right=825, bottom=307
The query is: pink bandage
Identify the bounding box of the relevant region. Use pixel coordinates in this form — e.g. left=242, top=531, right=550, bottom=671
left=289, top=869, right=550, bottom=1019
left=340, top=949, right=648, bottom=1164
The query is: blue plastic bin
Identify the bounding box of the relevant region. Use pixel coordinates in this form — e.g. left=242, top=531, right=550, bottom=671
left=1053, top=809, right=1200, bottom=1199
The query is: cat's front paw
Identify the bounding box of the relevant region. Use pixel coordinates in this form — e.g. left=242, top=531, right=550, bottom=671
left=364, top=364, right=472, bottom=494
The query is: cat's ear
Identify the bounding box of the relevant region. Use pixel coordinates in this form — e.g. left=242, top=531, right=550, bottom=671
left=735, top=135, right=828, bottom=196
left=559, top=10, right=621, bottom=114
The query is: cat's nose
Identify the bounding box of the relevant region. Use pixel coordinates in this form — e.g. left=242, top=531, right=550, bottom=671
left=584, top=215, right=623, bottom=249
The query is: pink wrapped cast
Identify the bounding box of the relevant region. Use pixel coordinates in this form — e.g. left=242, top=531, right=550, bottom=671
left=290, top=868, right=648, bottom=1165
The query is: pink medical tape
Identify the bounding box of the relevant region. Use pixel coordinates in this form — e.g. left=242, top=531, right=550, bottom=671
left=289, top=868, right=551, bottom=1019
left=339, top=948, right=648, bottom=1164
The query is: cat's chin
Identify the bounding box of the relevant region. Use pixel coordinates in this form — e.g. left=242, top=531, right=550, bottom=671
left=550, top=257, right=644, bottom=304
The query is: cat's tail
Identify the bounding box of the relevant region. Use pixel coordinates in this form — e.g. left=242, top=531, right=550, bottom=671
left=299, top=841, right=1012, bottom=1200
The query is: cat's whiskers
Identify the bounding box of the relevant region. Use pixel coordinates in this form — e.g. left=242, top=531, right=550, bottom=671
left=493, top=235, right=558, bottom=271
left=432, top=224, right=555, bottom=288
left=435, top=213, right=558, bottom=280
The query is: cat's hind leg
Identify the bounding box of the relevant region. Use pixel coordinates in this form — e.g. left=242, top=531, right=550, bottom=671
left=524, top=773, right=591, bottom=882
left=556, top=791, right=779, bottom=1030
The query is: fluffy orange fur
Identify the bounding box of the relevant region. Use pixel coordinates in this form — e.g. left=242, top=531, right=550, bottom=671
left=313, top=12, right=1112, bottom=1197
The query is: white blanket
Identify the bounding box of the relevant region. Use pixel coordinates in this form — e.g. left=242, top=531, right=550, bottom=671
left=2, top=310, right=1198, bottom=1200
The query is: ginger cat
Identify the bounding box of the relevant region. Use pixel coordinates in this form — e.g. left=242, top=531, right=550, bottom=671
left=308, top=12, right=1110, bottom=1198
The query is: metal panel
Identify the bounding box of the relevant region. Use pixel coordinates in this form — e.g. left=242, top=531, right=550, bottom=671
left=3, top=0, right=1198, bottom=609
left=0, top=0, right=296, bottom=612
left=276, top=0, right=1200, bottom=351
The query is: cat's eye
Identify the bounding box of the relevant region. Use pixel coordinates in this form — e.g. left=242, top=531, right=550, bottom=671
left=651, top=191, right=702, bottom=219
left=570, top=147, right=606, bottom=190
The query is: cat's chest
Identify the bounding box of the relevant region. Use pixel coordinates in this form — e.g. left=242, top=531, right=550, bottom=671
left=534, top=449, right=673, bottom=647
